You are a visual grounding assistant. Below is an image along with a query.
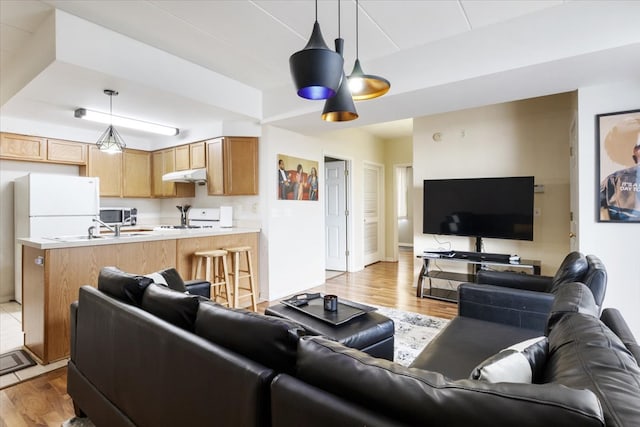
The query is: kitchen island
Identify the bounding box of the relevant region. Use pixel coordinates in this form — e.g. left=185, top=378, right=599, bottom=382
left=19, top=227, right=260, bottom=364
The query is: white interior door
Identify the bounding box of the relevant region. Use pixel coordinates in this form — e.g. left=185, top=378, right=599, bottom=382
left=364, top=163, right=383, bottom=266
left=325, top=161, right=347, bottom=271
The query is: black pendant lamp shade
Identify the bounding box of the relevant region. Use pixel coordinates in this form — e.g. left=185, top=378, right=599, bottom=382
left=322, top=38, right=358, bottom=122
left=290, top=4, right=344, bottom=100
left=347, top=0, right=390, bottom=101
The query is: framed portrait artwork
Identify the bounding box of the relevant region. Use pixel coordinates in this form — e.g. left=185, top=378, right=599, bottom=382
left=596, top=109, right=640, bottom=222
left=277, top=154, right=319, bottom=201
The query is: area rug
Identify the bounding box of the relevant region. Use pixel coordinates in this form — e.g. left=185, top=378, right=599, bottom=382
left=62, top=417, right=95, bottom=427
left=0, top=349, right=36, bottom=376
left=373, top=306, right=448, bottom=366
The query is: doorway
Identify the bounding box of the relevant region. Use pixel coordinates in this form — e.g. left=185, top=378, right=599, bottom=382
left=394, top=164, right=414, bottom=262
left=363, top=162, right=384, bottom=266
left=325, top=157, right=349, bottom=276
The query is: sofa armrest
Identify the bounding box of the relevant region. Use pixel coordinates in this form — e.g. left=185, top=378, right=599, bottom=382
left=476, top=270, right=553, bottom=292
left=70, top=300, right=79, bottom=361
left=600, top=308, right=640, bottom=364
left=185, top=279, right=210, bottom=298
left=458, top=283, right=554, bottom=332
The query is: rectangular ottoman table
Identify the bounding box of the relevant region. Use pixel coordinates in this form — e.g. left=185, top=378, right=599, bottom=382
left=265, top=299, right=395, bottom=361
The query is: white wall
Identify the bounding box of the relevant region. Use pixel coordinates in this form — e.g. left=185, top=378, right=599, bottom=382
left=413, top=94, right=574, bottom=279
left=576, top=80, right=640, bottom=338
left=0, top=160, right=79, bottom=301
left=260, top=125, right=386, bottom=301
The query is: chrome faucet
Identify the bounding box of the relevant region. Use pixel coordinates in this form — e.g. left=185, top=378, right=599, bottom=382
left=92, top=218, right=121, bottom=236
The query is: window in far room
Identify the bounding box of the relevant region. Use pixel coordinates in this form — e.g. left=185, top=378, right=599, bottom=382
left=396, top=166, right=411, bottom=219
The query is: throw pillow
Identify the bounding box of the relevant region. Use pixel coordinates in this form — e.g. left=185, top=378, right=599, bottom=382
left=97, top=266, right=154, bottom=306
left=144, top=267, right=188, bottom=293
left=470, top=336, right=548, bottom=383
left=140, top=283, right=201, bottom=331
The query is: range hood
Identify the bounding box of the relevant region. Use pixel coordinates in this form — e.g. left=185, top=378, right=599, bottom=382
left=162, top=168, right=207, bottom=184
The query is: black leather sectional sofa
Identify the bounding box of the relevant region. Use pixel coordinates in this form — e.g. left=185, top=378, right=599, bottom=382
left=68, top=265, right=640, bottom=427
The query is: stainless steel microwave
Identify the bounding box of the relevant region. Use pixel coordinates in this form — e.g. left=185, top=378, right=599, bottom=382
left=99, top=207, right=137, bottom=226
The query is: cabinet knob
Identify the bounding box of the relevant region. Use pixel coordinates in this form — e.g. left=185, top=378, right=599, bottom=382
left=34, top=256, right=45, bottom=266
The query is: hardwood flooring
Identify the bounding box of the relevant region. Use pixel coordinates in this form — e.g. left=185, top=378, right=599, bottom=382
left=0, top=248, right=456, bottom=426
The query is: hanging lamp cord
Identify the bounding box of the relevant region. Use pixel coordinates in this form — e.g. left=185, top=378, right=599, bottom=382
left=355, top=0, right=359, bottom=58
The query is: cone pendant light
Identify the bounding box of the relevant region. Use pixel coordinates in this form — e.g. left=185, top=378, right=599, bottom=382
left=322, top=0, right=358, bottom=122
left=322, top=38, right=358, bottom=122
left=347, top=0, right=390, bottom=100
left=290, top=0, right=344, bottom=100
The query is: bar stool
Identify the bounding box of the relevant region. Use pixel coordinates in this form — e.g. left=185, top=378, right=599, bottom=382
left=225, top=246, right=257, bottom=311
left=192, top=249, right=231, bottom=307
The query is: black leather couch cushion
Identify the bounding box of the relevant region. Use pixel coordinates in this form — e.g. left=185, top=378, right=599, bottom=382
left=195, top=301, right=305, bottom=374
left=97, top=266, right=153, bottom=306
left=140, top=284, right=201, bottom=331
left=410, top=316, right=541, bottom=379
left=600, top=308, right=640, bottom=363
left=583, top=255, right=607, bottom=307
left=549, top=251, right=588, bottom=293
left=544, top=312, right=640, bottom=427
left=296, top=337, right=603, bottom=427
left=546, top=282, right=599, bottom=334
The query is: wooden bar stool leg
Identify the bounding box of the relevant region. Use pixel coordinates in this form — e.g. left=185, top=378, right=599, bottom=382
left=232, top=251, right=240, bottom=309
left=245, top=250, right=257, bottom=312
left=221, top=255, right=232, bottom=307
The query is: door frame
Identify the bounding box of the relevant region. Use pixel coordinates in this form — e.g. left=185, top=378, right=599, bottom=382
left=323, top=155, right=354, bottom=272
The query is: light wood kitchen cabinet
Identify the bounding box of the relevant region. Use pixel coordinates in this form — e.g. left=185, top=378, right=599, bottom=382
left=152, top=148, right=195, bottom=198
left=123, top=149, right=152, bottom=197
left=82, top=145, right=123, bottom=197
left=46, top=139, right=87, bottom=164
left=206, top=137, right=258, bottom=195
left=175, top=141, right=205, bottom=170
left=0, top=133, right=47, bottom=161
left=175, top=145, right=190, bottom=171
left=190, top=141, right=206, bottom=169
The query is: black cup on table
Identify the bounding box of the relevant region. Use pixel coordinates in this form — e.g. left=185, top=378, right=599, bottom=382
left=323, top=294, right=338, bottom=312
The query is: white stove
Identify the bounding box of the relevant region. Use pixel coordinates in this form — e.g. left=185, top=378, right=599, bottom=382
left=188, top=208, right=221, bottom=228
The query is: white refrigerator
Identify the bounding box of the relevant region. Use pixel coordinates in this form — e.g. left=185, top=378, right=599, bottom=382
left=14, top=173, right=100, bottom=303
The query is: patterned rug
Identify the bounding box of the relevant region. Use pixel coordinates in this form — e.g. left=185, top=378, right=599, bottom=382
left=373, top=306, right=448, bottom=366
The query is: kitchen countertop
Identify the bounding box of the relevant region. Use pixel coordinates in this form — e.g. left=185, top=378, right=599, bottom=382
left=18, top=226, right=261, bottom=250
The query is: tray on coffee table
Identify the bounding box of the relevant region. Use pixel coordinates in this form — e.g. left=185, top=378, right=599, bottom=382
left=280, top=293, right=376, bottom=326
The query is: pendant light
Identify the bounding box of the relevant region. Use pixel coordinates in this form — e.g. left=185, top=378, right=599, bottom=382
left=95, top=90, right=126, bottom=153
left=347, top=0, right=390, bottom=101
left=290, top=0, right=344, bottom=100
left=322, top=0, right=358, bottom=122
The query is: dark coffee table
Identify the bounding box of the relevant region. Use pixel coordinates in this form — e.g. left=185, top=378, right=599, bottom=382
left=265, top=298, right=395, bottom=361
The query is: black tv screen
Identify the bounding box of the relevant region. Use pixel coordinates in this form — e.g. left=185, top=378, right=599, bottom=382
left=423, top=176, right=534, bottom=241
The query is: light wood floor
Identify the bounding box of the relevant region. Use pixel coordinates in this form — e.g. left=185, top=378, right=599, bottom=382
left=0, top=248, right=456, bottom=426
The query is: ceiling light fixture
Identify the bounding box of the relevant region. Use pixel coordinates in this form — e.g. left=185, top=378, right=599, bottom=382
left=74, top=95, right=179, bottom=137
left=347, top=0, right=390, bottom=100
left=322, top=0, right=358, bottom=122
left=289, top=0, right=344, bottom=100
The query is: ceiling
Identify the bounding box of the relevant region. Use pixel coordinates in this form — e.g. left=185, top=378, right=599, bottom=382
left=1, top=0, right=639, bottom=145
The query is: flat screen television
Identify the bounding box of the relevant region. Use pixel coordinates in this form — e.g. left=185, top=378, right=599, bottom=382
left=422, top=176, right=534, bottom=242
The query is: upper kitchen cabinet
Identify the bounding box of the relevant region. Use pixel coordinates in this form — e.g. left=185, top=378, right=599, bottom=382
left=0, top=133, right=47, bottom=161
left=82, top=146, right=123, bottom=197
left=1, top=133, right=88, bottom=165
left=206, top=137, right=258, bottom=195
left=46, top=139, right=87, bottom=164
left=152, top=148, right=195, bottom=198
left=175, top=141, right=206, bottom=171
left=123, top=149, right=152, bottom=198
